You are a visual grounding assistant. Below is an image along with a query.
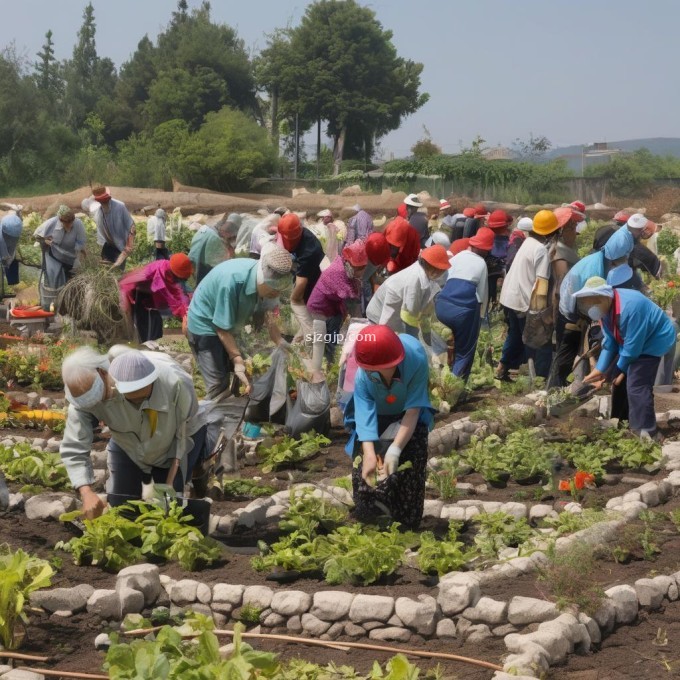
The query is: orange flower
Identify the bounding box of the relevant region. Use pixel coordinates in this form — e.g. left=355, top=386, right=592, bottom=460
left=558, top=480, right=571, bottom=491
left=574, top=471, right=596, bottom=490
left=668, top=281, right=676, bottom=288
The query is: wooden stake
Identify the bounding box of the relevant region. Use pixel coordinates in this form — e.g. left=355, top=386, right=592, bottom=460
left=0, top=652, right=49, bottom=662
left=19, top=668, right=108, bottom=680
left=124, top=626, right=503, bottom=672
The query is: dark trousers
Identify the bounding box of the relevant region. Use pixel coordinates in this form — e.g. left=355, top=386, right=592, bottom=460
left=324, top=314, right=344, bottom=363
left=101, top=243, right=126, bottom=271
left=155, top=247, right=170, bottom=260
left=438, top=304, right=481, bottom=382
left=547, top=313, right=582, bottom=388
left=626, top=355, right=661, bottom=433
left=500, top=307, right=552, bottom=378
left=106, top=425, right=208, bottom=505
left=187, top=331, right=233, bottom=399
left=132, top=293, right=163, bottom=343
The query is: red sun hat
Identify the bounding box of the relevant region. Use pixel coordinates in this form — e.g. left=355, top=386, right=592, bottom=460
left=342, top=240, right=368, bottom=267
left=449, top=238, right=471, bottom=256
left=365, top=232, right=390, bottom=266
left=613, top=210, right=631, bottom=224
left=486, top=209, right=513, bottom=229
left=570, top=200, right=586, bottom=218
left=473, top=204, right=489, bottom=217
left=469, top=227, right=495, bottom=251
left=462, top=207, right=476, bottom=218
left=355, top=324, right=405, bottom=370
left=278, top=213, right=302, bottom=252
left=554, top=206, right=575, bottom=229
left=169, top=253, right=193, bottom=280
left=420, top=244, right=451, bottom=270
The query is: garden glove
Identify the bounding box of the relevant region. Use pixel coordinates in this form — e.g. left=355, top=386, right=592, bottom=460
left=383, top=443, right=402, bottom=476
left=233, top=357, right=251, bottom=393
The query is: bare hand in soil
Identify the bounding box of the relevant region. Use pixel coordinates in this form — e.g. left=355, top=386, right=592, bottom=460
left=80, top=487, right=107, bottom=520
left=362, top=449, right=377, bottom=484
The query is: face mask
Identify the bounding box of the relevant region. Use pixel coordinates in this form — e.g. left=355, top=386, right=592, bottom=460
left=575, top=221, right=587, bottom=234
left=587, top=305, right=605, bottom=322
left=258, top=296, right=279, bottom=312
left=65, top=373, right=105, bottom=409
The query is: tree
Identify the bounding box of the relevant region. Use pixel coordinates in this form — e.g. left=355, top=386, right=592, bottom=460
left=259, top=0, right=428, bottom=174
left=513, top=133, right=552, bottom=162
left=411, top=125, right=441, bottom=159
left=34, top=30, right=63, bottom=99
left=63, top=3, right=117, bottom=129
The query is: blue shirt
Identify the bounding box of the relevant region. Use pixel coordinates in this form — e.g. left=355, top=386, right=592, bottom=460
left=187, top=259, right=258, bottom=336
left=597, top=288, right=676, bottom=373
left=559, top=251, right=605, bottom=319
left=343, top=334, right=435, bottom=454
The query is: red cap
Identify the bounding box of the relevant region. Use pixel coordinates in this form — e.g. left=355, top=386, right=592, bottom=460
left=384, top=217, right=411, bottom=248
left=365, top=233, right=390, bottom=266
left=614, top=210, right=631, bottom=224
left=469, top=227, right=495, bottom=251
left=463, top=208, right=476, bottom=218
left=570, top=200, right=586, bottom=215
left=420, top=244, right=451, bottom=270
left=342, top=241, right=368, bottom=267
left=397, top=204, right=408, bottom=219
left=449, top=238, right=471, bottom=256
left=169, top=253, right=193, bottom=280
left=278, top=214, right=302, bottom=252
left=473, top=204, right=488, bottom=217
left=93, top=186, right=111, bottom=203
left=486, top=209, right=513, bottom=229
left=355, top=325, right=405, bottom=370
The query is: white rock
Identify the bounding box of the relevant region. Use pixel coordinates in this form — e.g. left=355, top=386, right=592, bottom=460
left=635, top=578, right=666, bottom=610
left=500, top=502, right=527, bottom=519
left=605, top=497, right=624, bottom=510
left=311, top=591, right=354, bottom=621
left=213, top=584, right=244, bottom=606
left=435, top=618, right=456, bottom=638
left=117, top=564, right=161, bottom=606
left=578, top=613, right=601, bottom=646
left=529, top=504, right=553, bottom=522
left=507, top=597, right=559, bottom=625
left=25, top=493, right=76, bottom=520
left=216, top=515, right=236, bottom=535
left=170, top=579, right=199, bottom=605
left=395, top=595, right=437, bottom=635
left=94, top=633, right=111, bottom=651
left=87, top=589, right=120, bottom=619
left=463, top=597, right=508, bottom=625
left=265, top=504, right=286, bottom=520
left=479, top=501, right=504, bottom=513
left=301, top=613, right=331, bottom=635
left=286, top=615, right=302, bottom=633
left=515, top=629, right=570, bottom=664
left=466, top=623, right=493, bottom=643
left=465, top=506, right=481, bottom=520
left=564, top=502, right=583, bottom=514
left=243, top=586, right=273, bottom=610
left=619, top=500, right=647, bottom=518
left=440, top=505, right=466, bottom=521
left=271, top=591, right=312, bottom=617
left=369, top=627, right=411, bottom=642
left=344, top=622, right=365, bottom=637
left=423, top=500, right=443, bottom=518
left=1, top=670, right=46, bottom=680
left=592, top=598, right=617, bottom=634
left=636, top=482, right=660, bottom=507
left=119, top=586, right=145, bottom=616
left=31, top=584, right=94, bottom=613
left=349, top=595, right=394, bottom=623
left=605, top=585, right=638, bottom=624
left=437, top=582, right=479, bottom=616
left=45, top=437, right=61, bottom=452
left=196, top=583, right=212, bottom=604
left=262, top=612, right=286, bottom=627
left=665, top=470, right=680, bottom=487
left=321, top=621, right=345, bottom=640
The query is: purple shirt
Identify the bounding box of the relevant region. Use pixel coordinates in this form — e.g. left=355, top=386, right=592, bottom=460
left=306, top=256, right=360, bottom=319
left=345, top=210, right=373, bottom=246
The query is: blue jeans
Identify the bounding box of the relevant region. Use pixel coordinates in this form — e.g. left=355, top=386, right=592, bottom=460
left=187, top=331, right=233, bottom=399
left=627, top=355, right=661, bottom=433
left=500, top=307, right=552, bottom=378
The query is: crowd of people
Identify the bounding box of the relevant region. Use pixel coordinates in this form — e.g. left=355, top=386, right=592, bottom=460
left=27, top=187, right=675, bottom=528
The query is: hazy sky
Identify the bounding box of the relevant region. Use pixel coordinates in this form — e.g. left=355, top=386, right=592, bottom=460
left=2, top=0, right=679, bottom=158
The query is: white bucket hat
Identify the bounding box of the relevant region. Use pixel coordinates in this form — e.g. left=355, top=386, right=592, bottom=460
left=626, top=213, right=648, bottom=231
left=404, top=193, right=423, bottom=208
left=109, top=350, right=159, bottom=394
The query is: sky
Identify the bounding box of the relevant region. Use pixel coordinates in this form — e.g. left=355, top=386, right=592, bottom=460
left=1, top=0, right=679, bottom=159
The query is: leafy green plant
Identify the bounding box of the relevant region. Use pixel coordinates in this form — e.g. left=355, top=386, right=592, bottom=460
left=278, top=489, right=348, bottom=536
left=598, top=425, right=662, bottom=469
left=0, top=442, right=71, bottom=490
left=222, top=478, right=276, bottom=499
left=0, top=545, right=54, bottom=649
left=427, top=468, right=459, bottom=501
left=257, top=431, right=331, bottom=474
left=417, top=521, right=470, bottom=576
left=611, top=545, right=630, bottom=564
left=544, top=509, right=607, bottom=536
left=429, top=364, right=465, bottom=409
left=238, top=604, right=263, bottom=625
left=333, top=476, right=352, bottom=491
left=473, top=512, right=535, bottom=559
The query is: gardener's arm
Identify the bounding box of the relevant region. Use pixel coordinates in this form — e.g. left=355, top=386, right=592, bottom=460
left=165, top=380, right=197, bottom=485
left=60, top=405, right=107, bottom=519
left=215, top=326, right=250, bottom=393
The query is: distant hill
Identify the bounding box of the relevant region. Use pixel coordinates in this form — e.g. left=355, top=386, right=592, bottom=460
left=545, top=138, right=680, bottom=173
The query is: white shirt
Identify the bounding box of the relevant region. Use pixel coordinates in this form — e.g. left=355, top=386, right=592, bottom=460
left=499, top=236, right=550, bottom=313
left=146, top=215, right=166, bottom=243
left=448, top=250, right=489, bottom=316
left=366, top=261, right=440, bottom=331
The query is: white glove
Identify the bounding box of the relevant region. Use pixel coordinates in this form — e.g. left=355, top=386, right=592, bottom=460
left=141, top=480, right=155, bottom=502
left=383, top=444, right=402, bottom=476
left=233, top=358, right=251, bottom=391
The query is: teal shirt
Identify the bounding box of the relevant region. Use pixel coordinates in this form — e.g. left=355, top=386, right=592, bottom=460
left=187, top=259, right=258, bottom=336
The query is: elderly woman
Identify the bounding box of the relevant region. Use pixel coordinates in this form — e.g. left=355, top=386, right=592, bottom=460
left=383, top=216, right=421, bottom=274
left=435, top=228, right=494, bottom=381
left=91, top=186, right=135, bottom=269
left=119, top=253, right=193, bottom=343
left=0, top=213, right=23, bottom=289
left=343, top=325, right=435, bottom=529
left=189, top=213, right=242, bottom=284
left=577, top=277, right=676, bottom=439
left=367, top=245, right=451, bottom=344
left=59, top=348, right=207, bottom=519
left=307, top=241, right=367, bottom=362
left=33, top=206, right=87, bottom=310
left=146, top=209, right=169, bottom=260
left=187, top=246, right=293, bottom=399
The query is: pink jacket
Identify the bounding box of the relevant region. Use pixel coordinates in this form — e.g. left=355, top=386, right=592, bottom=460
left=119, top=260, right=190, bottom=318
left=306, top=256, right=360, bottom=319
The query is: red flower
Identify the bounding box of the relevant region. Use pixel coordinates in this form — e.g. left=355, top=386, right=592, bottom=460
left=574, top=471, right=596, bottom=490
left=558, top=480, right=571, bottom=491
left=668, top=281, right=676, bottom=288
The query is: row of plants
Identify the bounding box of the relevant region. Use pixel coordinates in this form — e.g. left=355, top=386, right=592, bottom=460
left=105, top=613, right=434, bottom=680
left=256, top=431, right=331, bottom=474
left=56, top=501, right=223, bottom=572
left=0, top=442, right=70, bottom=491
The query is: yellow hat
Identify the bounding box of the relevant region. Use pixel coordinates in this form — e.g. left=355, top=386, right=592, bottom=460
left=532, top=210, right=560, bottom=236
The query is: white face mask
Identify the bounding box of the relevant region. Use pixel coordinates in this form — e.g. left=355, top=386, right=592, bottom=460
left=65, top=372, right=105, bottom=409
left=576, top=221, right=587, bottom=234
left=587, top=305, right=605, bottom=322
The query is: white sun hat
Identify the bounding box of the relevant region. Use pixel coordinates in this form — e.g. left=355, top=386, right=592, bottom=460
left=109, top=350, right=159, bottom=394
left=404, top=193, right=423, bottom=208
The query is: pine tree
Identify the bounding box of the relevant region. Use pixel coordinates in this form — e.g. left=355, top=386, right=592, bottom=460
left=35, top=30, right=63, bottom=99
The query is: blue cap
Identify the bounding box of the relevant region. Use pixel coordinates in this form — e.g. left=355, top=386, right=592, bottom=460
left=604, top=227, right=634, bottom=261
left=0, top=214, right=23, bottom=238
left=606, top=263, right=633, bottom=288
